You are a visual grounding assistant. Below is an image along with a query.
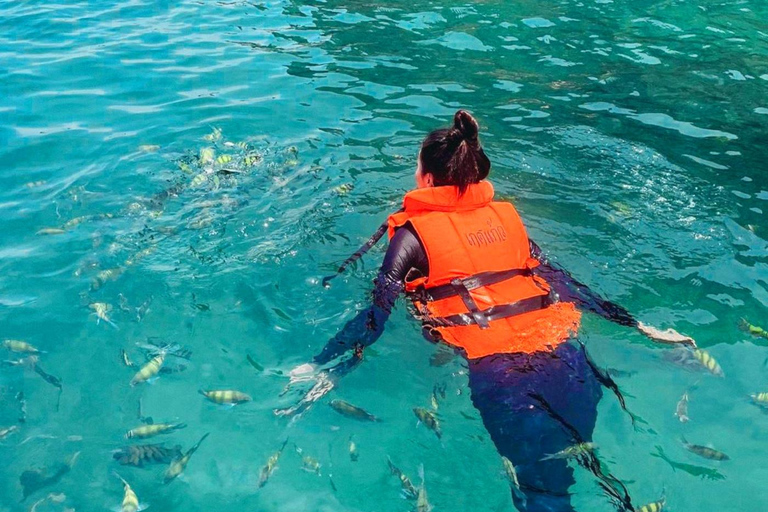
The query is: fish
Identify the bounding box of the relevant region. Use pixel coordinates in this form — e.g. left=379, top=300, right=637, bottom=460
left=91, top=267, right=123, bottom=291
left=333, top=183, right=354, bottom=195
left=62, top=215, right=92, bottom=229
left=199, top=147, right=215, bottom=164
left=681, top=437, right=729, bottom=461
left=190, top=173, right=208, bottom=188
left=413, top=407, right=442, bottom=439
left=3, top=339, right=42, bottom=354
left=416, top=465, right=432, bottom=512
left=387, top=457, right=418, bottom=500
left=430, top=391, right=439, bottom=411
left=349, top=436, right=358, bottom=462
left=302, top=455, right=321, bottom=475
left=202, top=128, right=221, bottom=142
left=2, top=355, right=39, bottom=368
left=243, top=154, right=262, bottom=167
left=675, top=392, right=689, bottom=423
left=651, top=445, right=725, bottom=481
left=329, top=399, right=379, bottom=422
left=25, top=180, right=46, bottom=188
left=125, top=423, right=186, bottom=439
left=135, top=295, right=153, bottom=322
left=258, top=439, right=289, bottom=488
left=36, top=228, right=66, bottom=235
left=164, top=433, right=210, bottom=483
left=501, top=456, right=526, bottom=507
left=739, top=318, right=768, bottom=340
left=541, top=442, right=596, bottom=461
left=90, top=302, right=118, bottom=328
left=216, top=154, right=232, bottom=165
left=0, top=425, right=19, bottom=440
left=120, top=349, right=136, bottom=368
left=750, top=392, right=768, bottom=407
left=20, top=451, right=79, bottom=501
left=138, top=144, right=160, bottom=153
left=33, top=365, right=62, bottom=390
left=635, top=497, right=666, bottom=512
left=130, top=354, right=165, bottom=386
left=692, top=348, right=724, bottom=377
left=199, top=389, right=252, bottom=405
left=246, top=354, right=263, bottom=372
left=114, top=473, right=146, bottom=512
left=113, top=443, right=182, bottom=467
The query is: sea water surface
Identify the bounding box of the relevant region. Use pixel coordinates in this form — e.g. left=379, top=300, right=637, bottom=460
left=1, top=0, right=767, bottom=510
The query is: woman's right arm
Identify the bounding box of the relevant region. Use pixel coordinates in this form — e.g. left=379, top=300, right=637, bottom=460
left=311, top=224, right=428, bottom=366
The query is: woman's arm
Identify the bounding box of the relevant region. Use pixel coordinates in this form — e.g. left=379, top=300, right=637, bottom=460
left=530, top=240, right=695, bottom=345
left=529, top=240, right=637, bottom=326
left=311, top=225, right=428, bottom=366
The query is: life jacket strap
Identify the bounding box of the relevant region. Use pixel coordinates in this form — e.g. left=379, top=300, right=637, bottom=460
left=423, top=268, right=533, bottom=302
left=449, top=278, right=491, bottom=329
left=430, top=296, right=551, bottom=328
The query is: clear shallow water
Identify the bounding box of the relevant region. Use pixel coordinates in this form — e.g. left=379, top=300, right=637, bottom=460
left=0, top=0, right=767, bottom=510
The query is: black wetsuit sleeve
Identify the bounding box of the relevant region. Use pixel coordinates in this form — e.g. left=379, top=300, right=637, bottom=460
left=530, top=240, right=637, bottom=327
left=312, top=225, right=428, bottom=365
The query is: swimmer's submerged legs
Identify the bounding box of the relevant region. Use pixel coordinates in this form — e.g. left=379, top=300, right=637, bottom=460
left=468, top=343, right=602, bottom=512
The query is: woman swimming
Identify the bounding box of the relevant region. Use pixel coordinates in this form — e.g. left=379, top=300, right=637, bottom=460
left=283, top=110, right=695, bottom=511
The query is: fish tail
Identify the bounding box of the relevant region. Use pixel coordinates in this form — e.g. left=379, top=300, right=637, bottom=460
left=107, top=319, right=120, bottom=330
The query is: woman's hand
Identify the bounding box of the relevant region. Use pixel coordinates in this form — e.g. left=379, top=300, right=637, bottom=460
left=637, top=321, right=697, bottom=347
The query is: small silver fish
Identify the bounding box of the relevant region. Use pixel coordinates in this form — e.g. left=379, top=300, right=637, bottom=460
left=675, top=392, right=689, bottom=423
left=541, top=442, right=596, bottom=461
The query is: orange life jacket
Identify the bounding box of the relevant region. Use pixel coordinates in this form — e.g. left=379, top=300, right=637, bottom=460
left=387, top=181, right=581, bottom=359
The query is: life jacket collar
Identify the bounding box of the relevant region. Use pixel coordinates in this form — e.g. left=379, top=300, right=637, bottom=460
left=402, top=181, right=494, bottom=213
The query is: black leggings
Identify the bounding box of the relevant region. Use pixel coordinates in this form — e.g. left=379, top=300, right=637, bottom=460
left=468, top=342, right=602, bottom=512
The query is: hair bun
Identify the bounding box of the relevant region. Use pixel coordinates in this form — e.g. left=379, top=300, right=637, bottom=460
left=453, top=110, right=479, bottom=141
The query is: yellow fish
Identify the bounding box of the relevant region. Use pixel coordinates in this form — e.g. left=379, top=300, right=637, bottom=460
left=164, top=433, right=209, bottom=483
left=3, top=339, right=42, bottom=354
left=202, top=127, right=221, bottom=142
left=635, top=496, right=665, bottom=512
left=190, top=173, right=208, bottom=188
left=215, top=154, right=232, bottom=165
left=130, top=354, right=164, bottom=386
left=751, top=392, right=768, bottom=406
left=125, top=422, right=186, bottom=439
left=199, top=147, right=215, bottom=165
left=138, top=144, right=160, bottom=153
left=198, top=389, right=251, bottom=406
left=89, top=302, right=117, bottom=329
left=258, top=439, right=288, bottom=488
left=114, top=473, right=146, bottom=512
left=692, top=348, right=724, bottom=377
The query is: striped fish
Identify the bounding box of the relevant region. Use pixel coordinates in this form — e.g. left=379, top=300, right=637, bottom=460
left=130, top=354, right=164, bottom=386
left=635, top=497, right=665, bottom=512
left=198, top=389, right=252, bottom=405
left=692, top=349, right=724, bottom=377
left=125, top=423, right=186, bottom=439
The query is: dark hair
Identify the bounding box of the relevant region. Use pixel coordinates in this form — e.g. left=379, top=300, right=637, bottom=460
left=419, top=110, right=491, bottom=195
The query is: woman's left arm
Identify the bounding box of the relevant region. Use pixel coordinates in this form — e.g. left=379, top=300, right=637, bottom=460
left=530, top=240, right=696, bottom=346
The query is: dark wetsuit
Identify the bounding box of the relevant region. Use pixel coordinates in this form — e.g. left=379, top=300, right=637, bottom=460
left=314, top=224, right=637, bottom=512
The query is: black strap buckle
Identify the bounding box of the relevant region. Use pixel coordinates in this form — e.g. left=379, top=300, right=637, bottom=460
left=450, top=278, right=490, bottom=329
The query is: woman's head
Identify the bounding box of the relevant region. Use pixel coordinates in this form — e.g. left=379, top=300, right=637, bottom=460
left=415, top=110, right=491, bottom=194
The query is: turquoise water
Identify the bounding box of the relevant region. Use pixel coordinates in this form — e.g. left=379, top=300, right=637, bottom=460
left=1, top=0, right=767, bottom=510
